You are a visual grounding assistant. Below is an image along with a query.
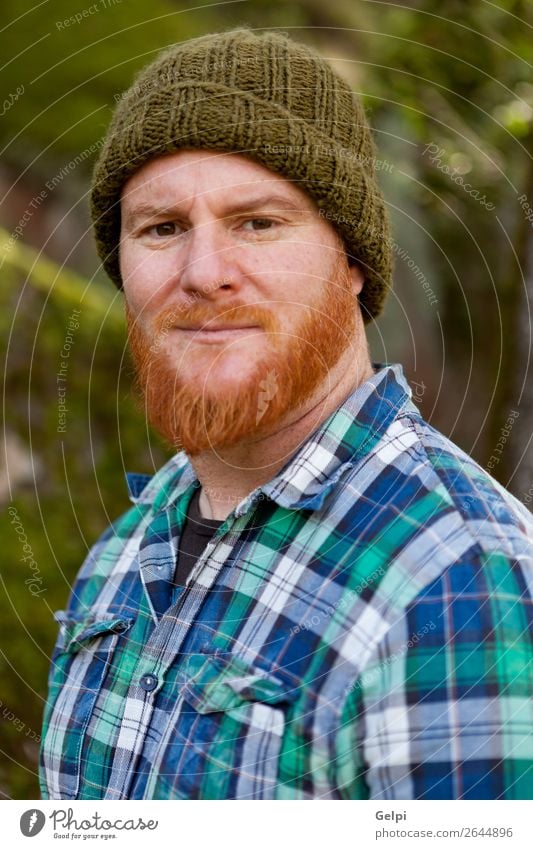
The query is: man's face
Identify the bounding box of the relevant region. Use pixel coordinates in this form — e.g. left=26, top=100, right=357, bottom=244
left=119, top=149, right=364, bottom=456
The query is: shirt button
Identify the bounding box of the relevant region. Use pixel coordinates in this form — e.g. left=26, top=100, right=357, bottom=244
left=239, top=686, right=253, bottom=699
left=139, top=673, right=158, bottom=692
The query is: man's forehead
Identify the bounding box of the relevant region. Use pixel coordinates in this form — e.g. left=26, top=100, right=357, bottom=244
left=120, top=148, right=316, bottom=210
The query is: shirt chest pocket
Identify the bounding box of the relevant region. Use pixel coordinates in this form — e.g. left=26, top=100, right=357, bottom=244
left=150, top=653, right=299, bottom=800
left=40, top=610, right=134, bottom=800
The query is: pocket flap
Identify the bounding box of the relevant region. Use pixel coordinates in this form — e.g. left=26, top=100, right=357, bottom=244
left=53, top=609, right=134, bottom=654
left=180, top=653, right=297, bottom=714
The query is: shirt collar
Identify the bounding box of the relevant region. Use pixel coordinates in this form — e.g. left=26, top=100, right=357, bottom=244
left=125, top=363, right=416, bottom=515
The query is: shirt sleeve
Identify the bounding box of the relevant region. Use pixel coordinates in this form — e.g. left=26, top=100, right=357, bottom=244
left=334, top=547, right=533, bottom=799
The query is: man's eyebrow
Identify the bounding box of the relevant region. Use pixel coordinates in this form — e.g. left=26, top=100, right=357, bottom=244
left=122, top=193, right=310, bottom=229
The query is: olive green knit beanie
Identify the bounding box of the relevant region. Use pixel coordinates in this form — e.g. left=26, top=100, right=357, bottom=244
left=91, top=27, right=392, bottom=322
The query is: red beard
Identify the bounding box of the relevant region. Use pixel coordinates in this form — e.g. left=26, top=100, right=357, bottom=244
left=126, top=260, right=357, bottom=456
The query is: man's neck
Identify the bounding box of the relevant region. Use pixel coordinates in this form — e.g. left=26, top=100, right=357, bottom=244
left=189, top=347, right=375, bottom=521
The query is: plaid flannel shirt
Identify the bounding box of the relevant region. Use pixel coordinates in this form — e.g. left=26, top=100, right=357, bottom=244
left=39, top=363, right=533, bottom=800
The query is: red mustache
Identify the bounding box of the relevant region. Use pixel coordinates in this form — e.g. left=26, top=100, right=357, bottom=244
left=153, top=303, right=276, bottom=334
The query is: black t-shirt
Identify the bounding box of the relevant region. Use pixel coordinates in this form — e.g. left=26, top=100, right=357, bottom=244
left=173, top=486, right=223, bottom=587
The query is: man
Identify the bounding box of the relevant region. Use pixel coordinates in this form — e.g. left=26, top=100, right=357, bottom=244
left=40, top=27, right=533, bottom=800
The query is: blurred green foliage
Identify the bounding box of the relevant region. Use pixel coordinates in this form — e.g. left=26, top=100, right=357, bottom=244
left=1, top=0, right=219, bottom=176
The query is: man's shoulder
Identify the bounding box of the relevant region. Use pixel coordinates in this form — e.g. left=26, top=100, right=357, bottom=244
left=72, top=452, right=193, bottom=591
left=93, top=450, right=191, bottom=539
left=328, top=407, right=532, bottom=672
left=339, top=403, right=532, bottom=564
left=124, top=450, right=192, bottom=506
left=406, top=410, right=532, bottom=537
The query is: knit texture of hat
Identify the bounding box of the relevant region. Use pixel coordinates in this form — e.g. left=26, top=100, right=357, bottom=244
left=91, top=28, right=392, bottom=322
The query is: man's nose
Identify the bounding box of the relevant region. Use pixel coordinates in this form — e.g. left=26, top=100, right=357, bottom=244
left=177, top=223, right=238, bottom=297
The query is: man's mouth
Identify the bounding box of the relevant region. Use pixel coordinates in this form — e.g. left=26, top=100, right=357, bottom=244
left=174, top=323, right=262, bottom=342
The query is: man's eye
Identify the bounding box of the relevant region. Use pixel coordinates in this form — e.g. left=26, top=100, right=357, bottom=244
left=152, top=222, right=179, bottom=237
left=243, top=218, right=275, bottom=231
